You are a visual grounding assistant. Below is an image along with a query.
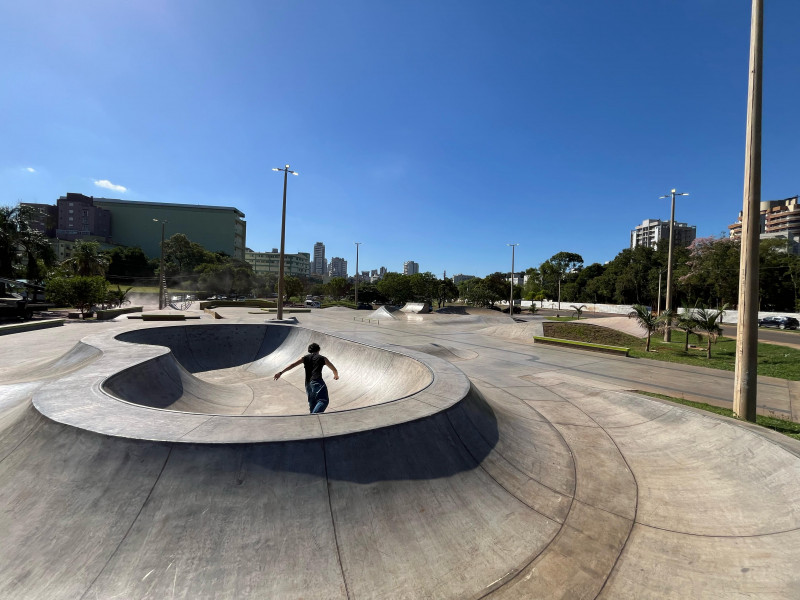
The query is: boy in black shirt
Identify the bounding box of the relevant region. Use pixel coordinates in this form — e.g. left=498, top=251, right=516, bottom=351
left=273, top=342, right=339, bottom=413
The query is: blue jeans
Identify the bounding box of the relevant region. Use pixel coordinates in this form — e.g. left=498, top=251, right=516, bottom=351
left=306, top=380, right=329, bottom=414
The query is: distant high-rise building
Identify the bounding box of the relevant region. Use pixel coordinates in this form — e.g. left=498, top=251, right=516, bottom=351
left=728, top=195, right=800, bottom=255
left=329, top=256, right=347, bottom=278
left=630, top=219, right=696, bottom=250
left=55, top=193, right=112, bottom=242
left=313, top=242, right=326, bottom=275
left=729, top=196, right=800, bottom=240
left=403, top=260, right=419, bottom=275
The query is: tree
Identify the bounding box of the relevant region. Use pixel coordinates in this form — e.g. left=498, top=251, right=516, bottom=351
left=461, top=279, right=500, bottom=307
left=628, top=304, right=671, bottom=352
left=62, top=240, right=110, bottom=277
left=759, top=239, right=795, bottom=311
left=483, top=272, right=509, bottom=305
left=354, top=282, right=385, bottom=304
left=693, top=305, right=726, bottom=359
left=681, top=236, right=740, bottom=308
left=376, top=272, right=413, bottom=304
left=107, top=246, right=154, bottom=282
left=284, top=276, right=304, bottom=302
left=326, top=277, right=350, bottom=300
left=15, top=205, right=55, bottom=283
left=436, top=278, right=459, bottom=308
left=522, top=267, right=544, bottom=300
left=45, top=276, right=109, bottom=316
left=106, top=285, right=133, bottom=308
left=541, top=252, right=583, bottom=308
left=0, top=205, right=19, bottom=278
left=409, top=272, right=438, bottom=304
left=162, top=233, right=218, bottom=276
left=0, top=204, right=56, bottom=281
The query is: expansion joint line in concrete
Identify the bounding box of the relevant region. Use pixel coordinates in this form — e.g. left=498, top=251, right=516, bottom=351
left=442, top=391, right=577, bottom=599
left=78, top=444, right=174, bottom=600
left=544, top=385, right=640, bottom=599
left=636, top=521, right=800, bottom=540
left=321, top=435, right=351, bottom=600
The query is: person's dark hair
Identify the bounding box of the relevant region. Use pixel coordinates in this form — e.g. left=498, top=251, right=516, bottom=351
left=308, top=343, right=320, bottom=353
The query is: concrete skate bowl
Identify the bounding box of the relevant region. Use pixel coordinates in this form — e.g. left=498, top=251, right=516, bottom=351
left=104, top=324, right=432, bottom=416
left=31, top=323, right=471, bottom=443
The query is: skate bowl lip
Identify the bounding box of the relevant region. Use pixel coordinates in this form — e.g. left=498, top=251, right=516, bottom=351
left=32, top=321, right=471, bottom=444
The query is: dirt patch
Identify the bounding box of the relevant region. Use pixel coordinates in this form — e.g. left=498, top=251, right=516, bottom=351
left=543, top=322, right=642, bottom=348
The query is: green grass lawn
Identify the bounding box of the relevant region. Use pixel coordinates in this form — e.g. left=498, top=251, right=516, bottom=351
left=543, top=322, right=800, bottom=381
left=636, top=390, right=800, bottom=440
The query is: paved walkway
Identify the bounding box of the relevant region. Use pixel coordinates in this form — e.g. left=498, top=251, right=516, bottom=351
left=0, top=306, right=798, bottom=598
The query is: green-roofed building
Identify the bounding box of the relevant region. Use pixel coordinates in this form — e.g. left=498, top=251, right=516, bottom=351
left=90, top=197, right=246, bottom=260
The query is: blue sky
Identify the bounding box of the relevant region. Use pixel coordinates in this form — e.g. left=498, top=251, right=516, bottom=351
left=2, top=1, right=798, bottom=278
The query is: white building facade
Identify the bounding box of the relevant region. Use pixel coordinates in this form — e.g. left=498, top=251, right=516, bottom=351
left=630, top=219, right=696, bottom=250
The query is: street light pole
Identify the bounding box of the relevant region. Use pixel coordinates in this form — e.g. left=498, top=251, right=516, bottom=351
left=153, top=218, right=167, bottom=310
left=734, top=0, right=763, bottom=423
left=272, top=164, right=298, bottom=320
left=660, top=188, right=689, bottom=341
left=354, top=242, right=361, bottom=306
left=508, top=243, right=518, bottom=315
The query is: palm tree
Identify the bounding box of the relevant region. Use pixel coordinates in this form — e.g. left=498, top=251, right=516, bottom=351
left=675, top=304, right=699, bottom=352
left=628, top=304, right=671, bottom=352
left=570, top=304, right=587, bottom=320
left=63, top=240, right=110, bottom=277
left=693, top=305, right=727, bottom=359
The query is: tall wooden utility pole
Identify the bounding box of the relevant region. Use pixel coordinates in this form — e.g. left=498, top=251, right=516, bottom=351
left=733, top=0, right=763, bottom=422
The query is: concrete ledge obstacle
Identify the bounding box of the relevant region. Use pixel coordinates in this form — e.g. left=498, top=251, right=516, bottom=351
left=127, top=314, right=201, bottom=321
left=95, top=306, right=143, bottom=320
left=533, top=336, right=630, bottom=356
left=0, top=318, right=65, bottom=336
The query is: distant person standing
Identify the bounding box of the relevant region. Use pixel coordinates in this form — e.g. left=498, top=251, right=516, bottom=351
left=273, top=342, right=339, bottom=414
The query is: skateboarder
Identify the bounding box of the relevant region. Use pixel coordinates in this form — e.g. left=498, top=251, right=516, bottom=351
left=273, top=342, right=339, bottom=414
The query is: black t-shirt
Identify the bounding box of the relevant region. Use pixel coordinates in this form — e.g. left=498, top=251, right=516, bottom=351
left=302, top=353, right=326, bottom=384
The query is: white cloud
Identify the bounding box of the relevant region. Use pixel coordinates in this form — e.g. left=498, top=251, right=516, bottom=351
left=94, top=179, right=127, bottom=193
left=26, top=167, right=36, bottom=173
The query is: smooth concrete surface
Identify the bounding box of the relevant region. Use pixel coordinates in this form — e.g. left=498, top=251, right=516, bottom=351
left=1, top=306, right=800, bottom=598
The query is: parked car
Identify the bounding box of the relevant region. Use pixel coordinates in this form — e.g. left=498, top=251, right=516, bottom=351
left=0, top=294, right=32, bottom=321
left=758, top=316, right=799, bottom=330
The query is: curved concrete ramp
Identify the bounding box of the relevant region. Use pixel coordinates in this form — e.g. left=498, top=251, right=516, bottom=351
left=401, top=301, right=430, bottom=313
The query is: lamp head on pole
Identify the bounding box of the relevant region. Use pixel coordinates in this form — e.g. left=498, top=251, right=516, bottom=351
left=273, top=165, right=299, bottom=175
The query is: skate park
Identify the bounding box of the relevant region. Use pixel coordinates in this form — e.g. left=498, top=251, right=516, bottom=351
left=2, top=305, right=800, bottom=599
